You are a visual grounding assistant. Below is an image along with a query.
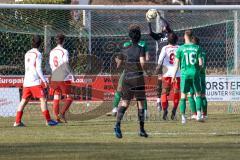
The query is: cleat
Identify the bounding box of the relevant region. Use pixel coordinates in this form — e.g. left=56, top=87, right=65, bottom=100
left=46, top=120, right=58, bottom=126
left=114, top=124, right=122, bottom=139
left=171, top=108, right=177, bottom=120
left=156, top=102, right=162, bottom=112
left=196, top=111, right=203, bottom=122
left=56, top=118, right=64, bottom=123
left=181, top=115, right=186, bottom=124
left=190, top=114, right=197, bottom=120
left=13, top=122, right=25, bottom=127
left=139, top=129, right=148, bottom=138
left=162, top=110, right=168, bottom=120
left=58, top=113, right=67, bottom=123
left=106, top=108, right=117, bottom=117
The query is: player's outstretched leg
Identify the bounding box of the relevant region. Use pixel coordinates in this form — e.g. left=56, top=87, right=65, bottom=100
left=195, top=95, right=203, bottom=122
left=138, top=101, right=148, bottom=138
left=60, top=96, right=73, bottom=123
left=171, top=79, right=180, bottom=120
left=188, top=95, right=197, bottom=120
left=114, top=106, right=127, bottom=138
left=14, top=99, right=29, bottom=127
left=106, top=91, right=120, bottom=116
left=143, top=99, right=148, bottom=120
left=156, top=79, right=162, bottom=112
left=171, top=91, right=180, bottom=120
left=161, top=93, right=168, bottom=120
left=201, top=95, right=208, bottom=120
left=40, top=98, right=58, bottom=126
left=179, top=96, right=187, bottom=124
left=52, top=95, right=61, bottom=122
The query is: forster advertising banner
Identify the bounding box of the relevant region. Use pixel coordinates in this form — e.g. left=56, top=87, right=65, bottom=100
left=1, top=75, right=240, bottom=102
left=205, top=76, right=240, bottom=101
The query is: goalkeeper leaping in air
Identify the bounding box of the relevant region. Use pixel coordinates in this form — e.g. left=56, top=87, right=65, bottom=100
left=146, top=10, right=174, bottom=119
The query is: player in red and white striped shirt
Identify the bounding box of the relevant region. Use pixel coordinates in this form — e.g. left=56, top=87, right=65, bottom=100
left=14, top=35, right=58, bottom=127
left=157, top=32, right=180, bottom=120
left=49, top=34, right=75, bottom=123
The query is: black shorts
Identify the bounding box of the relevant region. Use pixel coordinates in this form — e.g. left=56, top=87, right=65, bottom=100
left=121, top=74, right=146, bottom=101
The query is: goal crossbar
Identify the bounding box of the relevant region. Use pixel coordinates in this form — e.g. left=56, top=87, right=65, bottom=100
left=0, top=4, right=239, bottom=11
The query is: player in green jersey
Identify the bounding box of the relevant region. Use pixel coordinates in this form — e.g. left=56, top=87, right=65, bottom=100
left=106, top=40, right=149, bottom=118
left=190, top=36, right=208, bottom=120
left=172, top=30, right=203, bottom=124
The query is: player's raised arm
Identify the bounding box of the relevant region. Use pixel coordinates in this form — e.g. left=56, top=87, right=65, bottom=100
left=148, top=15, right=172, bottom=41
left=148, top=22, right=163, bottom=41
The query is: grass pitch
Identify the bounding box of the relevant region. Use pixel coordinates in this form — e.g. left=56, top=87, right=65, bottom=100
left=0, top=102, right=240, bottom=160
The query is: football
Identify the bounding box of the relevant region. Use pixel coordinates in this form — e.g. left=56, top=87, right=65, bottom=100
left=146, top=9, right=159, bottom=22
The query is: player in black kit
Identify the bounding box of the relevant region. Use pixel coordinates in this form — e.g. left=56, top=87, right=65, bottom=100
left=114, top=25, right=148, bottom=139
left=148, top=15, right=173, bottom=120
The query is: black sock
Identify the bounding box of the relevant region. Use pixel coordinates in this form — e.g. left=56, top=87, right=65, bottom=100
left=116, top=106, right=127, bottom=127
left=138, top=109, right=145, bottom=131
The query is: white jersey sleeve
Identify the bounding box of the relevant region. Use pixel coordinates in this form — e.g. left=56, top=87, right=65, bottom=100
left=23, top=49, right=46, bottom=87
left=158, top=46, right=167, bottom=65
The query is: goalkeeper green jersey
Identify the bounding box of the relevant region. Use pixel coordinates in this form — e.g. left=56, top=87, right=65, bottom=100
left=176, top=43, right=202, bottom=79
left=123, top=40, right=148, bottom=52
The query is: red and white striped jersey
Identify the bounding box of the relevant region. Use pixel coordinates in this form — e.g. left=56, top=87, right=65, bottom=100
left=158, top=44, right=180, bottom=77
left=23, top=48, right=47, bottom=87
left=49, top=45, right=72, bottom=81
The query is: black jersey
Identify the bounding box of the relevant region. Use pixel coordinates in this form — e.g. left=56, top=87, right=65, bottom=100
left=120, top=43, right=146, bottom=77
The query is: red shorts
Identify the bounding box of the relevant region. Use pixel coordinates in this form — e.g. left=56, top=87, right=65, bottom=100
left=162, top=77, right=180, bottom=95
left=49, top=81, right=72, bottom=96
left=22, top=85, right=45, bottom=99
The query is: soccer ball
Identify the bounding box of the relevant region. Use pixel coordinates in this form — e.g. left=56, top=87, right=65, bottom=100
left=146, top=9, right=159, bottom=22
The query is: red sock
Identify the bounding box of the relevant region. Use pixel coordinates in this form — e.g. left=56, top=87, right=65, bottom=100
left=42, top=110, right=51, bottom=122
left=53, top=99, right=60, bottom=118
left=161, top=94, right=168, bottom=111
left=61, top=98, right=73, bottom=115
left=15, top=111, right=23, bottom=123
left=173, top=92, right=180, bottom=109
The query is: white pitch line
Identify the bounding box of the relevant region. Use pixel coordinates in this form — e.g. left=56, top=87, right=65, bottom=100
left=70, top=131, right=240, bottom=136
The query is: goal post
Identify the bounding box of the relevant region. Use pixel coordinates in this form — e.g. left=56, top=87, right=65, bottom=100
left=0, top=4, right=240, bottom=120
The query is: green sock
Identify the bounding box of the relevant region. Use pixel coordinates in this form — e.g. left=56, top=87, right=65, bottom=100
left=180, top=98, right=186, bottom=114
left=113, top=91, right=121, bottom=109
left=188, top=96, right=196, bottom=113
left=143, top=99, right=148, bottom=110
left=202, top=97, right=208, bottom=115
left=195, top=96, right=202, bottom=112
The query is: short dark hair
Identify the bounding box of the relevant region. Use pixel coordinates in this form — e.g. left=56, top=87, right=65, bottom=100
left=128, top=24, right=141, bottom=43
left=56, top=33, right=65, bottom=45
left=185, top=30, right=193, bottom=39
left=168, top=32, right=178, bottom=45
left=191, top=36, right=200, bottom=45
left=32, top=35, right=42, bottom=48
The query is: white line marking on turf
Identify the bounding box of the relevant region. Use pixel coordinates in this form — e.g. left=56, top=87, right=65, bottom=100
left=72, top=132, right=240, bottom=136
